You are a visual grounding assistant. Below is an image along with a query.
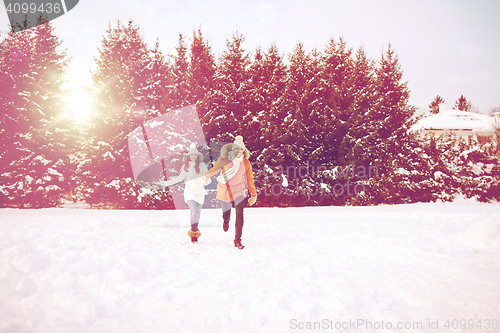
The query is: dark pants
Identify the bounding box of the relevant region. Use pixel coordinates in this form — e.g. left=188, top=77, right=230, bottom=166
left=221, top=195, right=245, bottom=242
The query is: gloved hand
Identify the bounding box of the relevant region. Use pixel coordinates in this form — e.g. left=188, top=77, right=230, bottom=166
left=248, top=195, right=257, bottom=206
left=201, top=177, right=209, bottom=186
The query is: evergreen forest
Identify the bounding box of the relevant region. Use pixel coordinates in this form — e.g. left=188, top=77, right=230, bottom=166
left=1, top=20, right=499, bottom=209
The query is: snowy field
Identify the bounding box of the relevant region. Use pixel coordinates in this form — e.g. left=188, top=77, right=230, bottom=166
left=1, top=199, right=500, bottom=333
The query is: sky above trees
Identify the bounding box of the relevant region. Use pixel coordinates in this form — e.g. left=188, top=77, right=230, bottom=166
left=1, top=0, right=499, bottom=113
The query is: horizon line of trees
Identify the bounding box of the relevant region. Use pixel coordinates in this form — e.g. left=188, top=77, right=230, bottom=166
left=1, top=20, right=499, bottom=209
left=428, top=94, right=486, bottom=114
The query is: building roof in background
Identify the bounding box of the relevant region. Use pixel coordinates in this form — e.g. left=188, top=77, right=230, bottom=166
left=413, top=109, right=494, bottom=133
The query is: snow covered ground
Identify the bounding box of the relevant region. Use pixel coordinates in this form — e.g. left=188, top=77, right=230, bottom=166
left=1, top=199, right=500, bottom=333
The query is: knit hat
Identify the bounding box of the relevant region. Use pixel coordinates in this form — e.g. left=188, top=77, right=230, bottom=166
left=232, top=135, right=245, bottom=150
left=186, top=143, right=199, bottom=155
left=187, top=146, right=199, bottom=155
left=183, top=144, right=203, bottom=163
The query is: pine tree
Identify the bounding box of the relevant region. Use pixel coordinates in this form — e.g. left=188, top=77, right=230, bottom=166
left=239, top=45, right=265, bottom=150
left=246, top=43, right=287, bottom=147
left=199, top=31, right=250, bottom=144
left=251, top=43, right=295, bottom=206
left=383, top=133, right=451, bottom=204
left=258, top=43, right=287, bottom=134
left=364, top=44, right=416, bottom=204
left=296, top=36, right=357, bottom=176
left=333, top=46, right=378, bottom=205
left=255, top=43, right=320, bottom=206
left=144, top=40, right=169, bottom=114
left=429, top=95, right=445, bottom=114
left=82, top=20, right=159, bottom=208
left=0, top=22, right=69, bottom=208
left=189, top=29, right=215, bottom=110
left=273, top=38, right=353, bottom=205
left=274, top=42, right=313, bottom=167
left=347, top=46, right=376, bottom=165
left=374, top=45, right=414, bottom=141
left=323, top=37, right=358, bottom=167
left=167, top=34, right=190, bottom=109
left=269, top=47, right=326, bottom=206
left=455, top=94, right=472, bottom=112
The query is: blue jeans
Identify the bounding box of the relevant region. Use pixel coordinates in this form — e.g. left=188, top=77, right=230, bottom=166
left=186, top=200, right=202, bottom=231
left=221, top=195, right=245, bottom=242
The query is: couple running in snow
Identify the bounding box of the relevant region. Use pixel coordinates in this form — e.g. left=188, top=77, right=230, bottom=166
left=165, top=136, right=257, bottom=249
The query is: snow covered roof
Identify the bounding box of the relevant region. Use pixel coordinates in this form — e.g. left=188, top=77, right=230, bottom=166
left=412, top=109, right=495, bottom=133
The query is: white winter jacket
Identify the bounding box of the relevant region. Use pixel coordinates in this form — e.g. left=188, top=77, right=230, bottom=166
left=166, top=162, right=209, bottom=205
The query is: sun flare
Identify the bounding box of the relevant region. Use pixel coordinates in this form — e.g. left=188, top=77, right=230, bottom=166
left=63, top=88, right=95, bottom=120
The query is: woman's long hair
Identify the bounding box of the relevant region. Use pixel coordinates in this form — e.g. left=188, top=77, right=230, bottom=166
left=184, top=154, right=201, bottom=174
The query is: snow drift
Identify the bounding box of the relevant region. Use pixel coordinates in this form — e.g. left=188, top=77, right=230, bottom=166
left=1, top=200, right=500, bottom=333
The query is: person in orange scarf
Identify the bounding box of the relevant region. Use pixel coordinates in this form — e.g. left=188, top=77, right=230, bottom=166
left=203, top=136, right=257, bottom=249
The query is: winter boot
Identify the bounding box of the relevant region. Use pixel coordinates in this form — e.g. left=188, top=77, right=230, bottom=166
left=234, top=240, right=245, bottom=249
left=223, top=221, right=229, bottom=232
left=187, top=230, right=201, bottom=243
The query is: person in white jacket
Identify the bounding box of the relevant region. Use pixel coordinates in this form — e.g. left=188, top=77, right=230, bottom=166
left=165, top=146, right=209, bottom=242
